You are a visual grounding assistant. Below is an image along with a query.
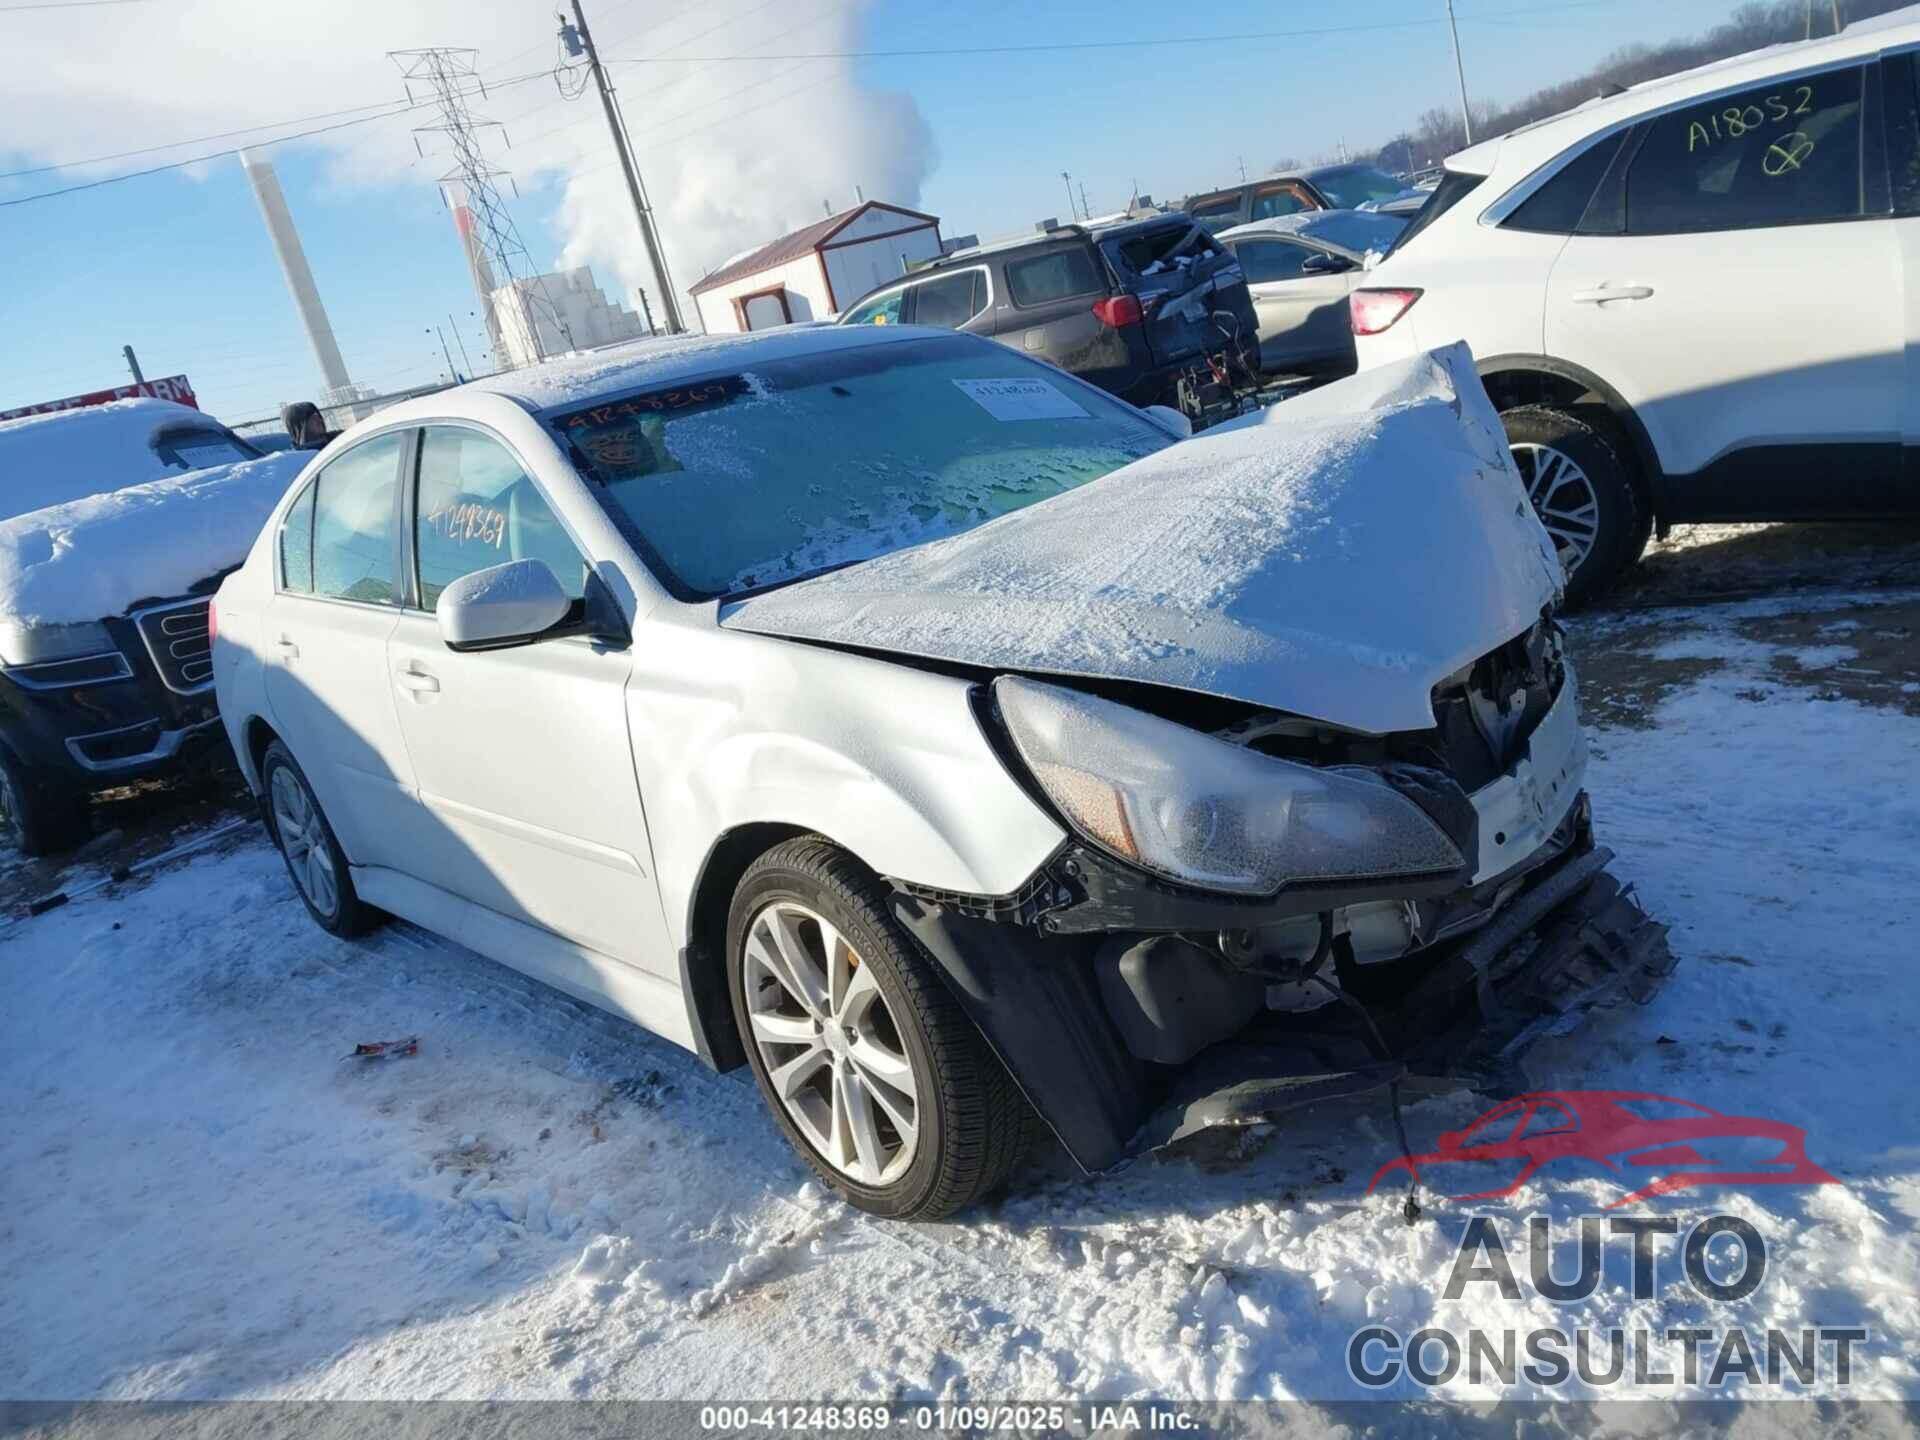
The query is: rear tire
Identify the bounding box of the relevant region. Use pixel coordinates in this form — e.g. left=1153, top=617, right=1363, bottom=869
left=1501, top=405, right=1643, bottom=607
left=0, top=744, right=90, bottom=857
left=727, top=836, right=1033, bottom=1220
left=260, top=740, right=377, bottom=937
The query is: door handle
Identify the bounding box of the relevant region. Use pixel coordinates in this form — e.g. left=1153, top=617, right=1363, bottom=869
left=274, top=636, right=299, bottom=659
left=1570, top=284, right=1654, bottom=304
left=395, top=669, right=440, bottom=695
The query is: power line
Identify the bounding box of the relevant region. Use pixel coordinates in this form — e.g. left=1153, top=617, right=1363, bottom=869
left=0, top=0, right=151, bottom=9
left=0, top=68, right=556, bottom=209
left=603, top=2, right=1616, bottom=64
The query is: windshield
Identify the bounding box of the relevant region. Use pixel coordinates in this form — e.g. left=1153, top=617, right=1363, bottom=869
left=547, top=334, right=1173, bottom=599
left=1309, top=165, right=1412, bottom=208
left=1290, top=210, right=1408, bottom=255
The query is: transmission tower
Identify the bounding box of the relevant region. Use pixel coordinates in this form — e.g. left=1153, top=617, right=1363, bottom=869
left=391, top=48, right=570, bottom=368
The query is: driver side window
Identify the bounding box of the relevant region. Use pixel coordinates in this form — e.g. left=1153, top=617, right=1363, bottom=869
left=414, top=426, right=588, bottom=613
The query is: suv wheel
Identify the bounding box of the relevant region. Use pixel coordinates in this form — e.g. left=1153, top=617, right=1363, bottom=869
left=261, top=740, right=377, bottom=937
left=726, top=836, right=1032, bottom=1220
left=0, top=745, right=90, bottom=857
left=1501, top=405, right=1644, bottom=606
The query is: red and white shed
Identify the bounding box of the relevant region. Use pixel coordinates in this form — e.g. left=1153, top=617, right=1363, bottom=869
left=690, top=201, right=943, bottom=334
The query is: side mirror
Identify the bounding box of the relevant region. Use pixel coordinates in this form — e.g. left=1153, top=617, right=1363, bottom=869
left=437, top=559, right=573, bottom=652
left=1301, top=251, right=1356, bottom=276
left=1143, top=404, right=1193, bottom=440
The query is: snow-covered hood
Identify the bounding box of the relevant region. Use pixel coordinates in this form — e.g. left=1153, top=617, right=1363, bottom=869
left=0, top=451, right=308, bottom=630
left=722, top=344, right=1563, bottom=736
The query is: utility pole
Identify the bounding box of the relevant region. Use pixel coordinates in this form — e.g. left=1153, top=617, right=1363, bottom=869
left=1237, top=155, right=1248, bottom=182
left=560, top=1, right=685, bottom=333
left=1444, top=0, right=1474, bottom=145
left=1079, top=181, right=1090, bottom=220
left=122, top=345, right=144, bottom=384
left=447, top=314, right=475, bottom=376
left=1061, top=170, right=1077, bottom=221
left=636, top=287, right=657, bottom=336
left=430, top=325, right=459, bottom=379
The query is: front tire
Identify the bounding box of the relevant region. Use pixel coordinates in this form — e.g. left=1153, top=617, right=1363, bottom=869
left=0, top=744, right=90, bottom=857
left=260, top=740, right=377, bottom=937
left=1501, top=404, right=1644, bottom=606
left=727, top=836, right=1032, bottom=1220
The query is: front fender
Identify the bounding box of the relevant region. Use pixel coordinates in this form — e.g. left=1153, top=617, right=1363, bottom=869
left=627, top=616, right=1067, bottom=952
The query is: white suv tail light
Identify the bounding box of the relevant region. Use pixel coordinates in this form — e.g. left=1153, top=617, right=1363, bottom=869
left=1350, top=288, right=1423, bottom=336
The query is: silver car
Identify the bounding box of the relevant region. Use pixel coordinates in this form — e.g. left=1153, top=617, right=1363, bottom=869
left=212, top=325, right=1672, bottom=1220
left=1219, top=210, right=1408, bottom=378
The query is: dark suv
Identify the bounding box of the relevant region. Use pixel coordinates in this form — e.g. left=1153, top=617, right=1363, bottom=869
left=837, top=214, right=1259, bottom=425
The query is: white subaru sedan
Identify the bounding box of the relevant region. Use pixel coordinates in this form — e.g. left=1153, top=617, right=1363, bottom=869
left=213, top=326, right=1672, bottom=1219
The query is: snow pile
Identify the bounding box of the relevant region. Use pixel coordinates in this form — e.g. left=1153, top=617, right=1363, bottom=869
left=726, top=344, right=1564, bottom=735
left=0, top=451, right=307, bottom=626
left=0, top=398, right=226, bottom=521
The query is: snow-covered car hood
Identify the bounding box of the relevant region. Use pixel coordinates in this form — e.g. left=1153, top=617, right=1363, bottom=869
left=722, top=344, right=1563, bottom=736
left=0, top=451, right=308, bottom=632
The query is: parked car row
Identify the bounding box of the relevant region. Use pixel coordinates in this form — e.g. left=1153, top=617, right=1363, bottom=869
left=1351, top=12, right=1920, bottom=599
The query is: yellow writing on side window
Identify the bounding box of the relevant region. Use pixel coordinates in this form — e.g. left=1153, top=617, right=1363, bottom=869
left=1686, top=86, right=1817, bottom=152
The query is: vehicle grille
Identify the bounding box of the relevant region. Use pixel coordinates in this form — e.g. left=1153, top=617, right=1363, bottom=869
left=133, top=597, right=214, bottom=694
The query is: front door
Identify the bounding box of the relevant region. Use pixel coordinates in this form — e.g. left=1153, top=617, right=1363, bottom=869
left=1546, top=62, right=1903, bottom=518
left=384, top=423, right=675, bottom=980
left=1233, top=237, right=1356, bottom=374
left=263, top=429, right=420, bottom=871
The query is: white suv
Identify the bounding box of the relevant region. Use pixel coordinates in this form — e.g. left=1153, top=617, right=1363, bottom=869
left=212, top=327, right=1671, bottom=1219
left=1352, top=11, right=1920, bottom=600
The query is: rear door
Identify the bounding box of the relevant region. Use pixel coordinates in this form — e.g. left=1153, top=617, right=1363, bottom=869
left=263, top=428, right=423, bottom=870
left=1545, top=61, right=1902, bottom=517
left=990, top=243, right=1126, bottom=384
left=1230, top=236, right=1356, bottom=373
left=1098, top=219, right=1258, bottom=371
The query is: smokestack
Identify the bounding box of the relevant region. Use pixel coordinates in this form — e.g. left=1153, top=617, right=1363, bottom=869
left=445, top=183, right=507, bottom=364
left=237, top=148, right=354, bottom=398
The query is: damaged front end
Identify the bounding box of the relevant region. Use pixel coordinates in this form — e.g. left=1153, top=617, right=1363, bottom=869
left=891, top=622, right=1676, bottom=1173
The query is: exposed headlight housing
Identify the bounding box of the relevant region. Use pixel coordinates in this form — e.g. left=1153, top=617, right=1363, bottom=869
left=0, top=621, right=131, bottom=689
left=993, top=675, right=1464, bottom=897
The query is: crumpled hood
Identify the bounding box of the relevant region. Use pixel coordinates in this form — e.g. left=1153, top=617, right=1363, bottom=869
left=721, top=344, right=1563, bottom=735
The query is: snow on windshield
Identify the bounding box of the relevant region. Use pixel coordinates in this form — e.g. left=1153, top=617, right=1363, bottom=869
left=0, top=397, right=243, bottom=522
left=548, top=335, right=1172, bottom=598
left=0, top=451, right=306, bottom=626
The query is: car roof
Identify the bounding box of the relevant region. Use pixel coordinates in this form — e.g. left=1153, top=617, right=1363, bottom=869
left=357, top=324, right=967, bottom=423
left=1448, top=9, right=1920, bottom=181
left=934, top=212, right=1179, bottom=266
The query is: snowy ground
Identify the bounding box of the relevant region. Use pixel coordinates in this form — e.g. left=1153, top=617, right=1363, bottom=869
left=5, top=563, right=1920, bottom=1414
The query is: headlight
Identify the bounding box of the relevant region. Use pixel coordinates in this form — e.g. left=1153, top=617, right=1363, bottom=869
left=993, top=676, right=1463, bottom=896
left=0, top=620, right=117, bottom=667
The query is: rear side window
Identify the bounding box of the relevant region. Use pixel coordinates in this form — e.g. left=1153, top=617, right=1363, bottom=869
left=910, top=269, right=986, bottom=328
left=1505, top=133, right=1626, bottom=234
left=1624, top=67, right=1865, bottom=234
left=1387, top=169, right=1485, bottom=254
left=1233, top=238, right=1312, bottom=284
left=279, top=479, right=315, bottom=593
left=414, top=426, right=586, bottom=611
left=1005, top=247, right=1103, bottom=306
left=1187, top=195, right=1243, bottom=232
left=1884, top=53, right=1920, bottom=213
left=311, top=431, right=404, bottom=604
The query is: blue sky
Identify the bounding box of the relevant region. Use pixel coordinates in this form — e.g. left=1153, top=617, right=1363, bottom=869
left=0, top=0, right=1708, bottom=427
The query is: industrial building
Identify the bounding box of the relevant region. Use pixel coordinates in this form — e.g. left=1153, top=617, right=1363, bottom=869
left=490, top=267, right=653, bottom=369
left=690, top=201, right=942, bottom=334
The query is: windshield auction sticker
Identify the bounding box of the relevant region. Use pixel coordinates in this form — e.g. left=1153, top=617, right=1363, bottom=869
left=952, top=377, right=1089, bottom=421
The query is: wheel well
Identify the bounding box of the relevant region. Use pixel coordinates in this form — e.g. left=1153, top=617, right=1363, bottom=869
left=242, top=715, right=279, bottom=786
left=681, top=822, right=810, bottom=1072
left=1478, top=363, right=1661, bottom=524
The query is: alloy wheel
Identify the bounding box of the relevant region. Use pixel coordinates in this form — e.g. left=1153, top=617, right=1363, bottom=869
left=1511, top=442, right=1602, bottom=576
left=741, top=900, right=920, bottom=1186
left=270, top=766, right=338, bottom=919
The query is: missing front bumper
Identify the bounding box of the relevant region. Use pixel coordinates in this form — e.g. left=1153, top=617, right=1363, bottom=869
left=894, top=841, right=1676, bottom=1173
